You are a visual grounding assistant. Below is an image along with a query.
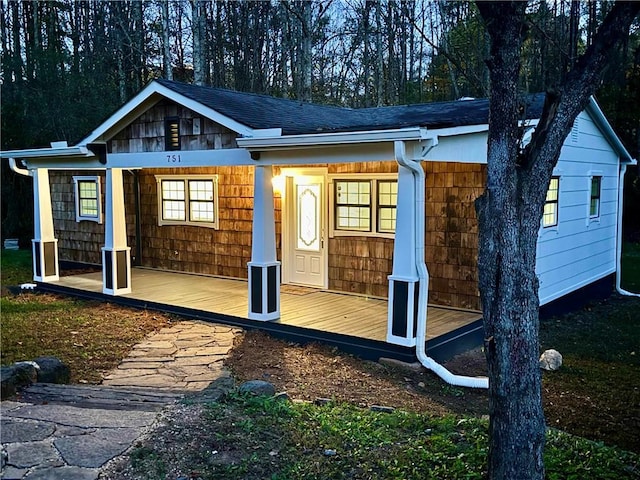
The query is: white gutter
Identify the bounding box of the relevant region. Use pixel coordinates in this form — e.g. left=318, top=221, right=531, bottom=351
left=616, top=163, right=640, bottom=298
left=395, top=140, right=489, bottom=389
left=238, top=127, right=427, bottom=150
left=0, top=145, right=93, bottom=160
left=8, top=158, right=30, bottom=176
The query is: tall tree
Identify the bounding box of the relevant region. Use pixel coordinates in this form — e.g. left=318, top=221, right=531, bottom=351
left=474, top=2, right=640, bottom=479
left=161, top=0, right=173, bottom=80
left=191, top=0, right=206, bottom=85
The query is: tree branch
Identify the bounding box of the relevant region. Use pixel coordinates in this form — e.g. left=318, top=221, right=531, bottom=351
left=525, top=1, right=640, bottom=179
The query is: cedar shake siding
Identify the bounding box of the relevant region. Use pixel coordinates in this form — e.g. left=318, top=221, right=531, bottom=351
left=49, top=161, right=482, bottom=310
left=108, top=99, right=237, bottom=153
left=50, top=171, right=137, bottom=265
left=136, top=166, right=260, bottom=279
left=425, top=162, right=485, bottom=310
left=326, top=161, right=397, bottom=298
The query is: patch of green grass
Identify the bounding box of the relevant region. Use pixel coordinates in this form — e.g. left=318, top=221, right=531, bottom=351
left=130, top=446, right=167, bottom=480
left=540, top=295, right=640, bottom=452
left=1, top=249, right=33, bottom=288
left=1, top=294, right=171, bottom=382
left=540, top=296, right=640, bottom=365
left=1, top=249, right=171, bottom=383
left=171, top=394, right=638, bottom=480
left=621, top=242, right=640, bottom=292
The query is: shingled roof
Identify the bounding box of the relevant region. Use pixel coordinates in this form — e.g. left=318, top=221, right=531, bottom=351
left=156, top=79, right=546, bottom=136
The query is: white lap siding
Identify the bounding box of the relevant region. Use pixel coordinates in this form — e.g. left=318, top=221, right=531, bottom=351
left=536, top=111, right=620, bottom=305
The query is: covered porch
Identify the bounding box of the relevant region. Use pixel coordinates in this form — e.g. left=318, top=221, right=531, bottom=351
left=40, top=267, right=484, bottom=363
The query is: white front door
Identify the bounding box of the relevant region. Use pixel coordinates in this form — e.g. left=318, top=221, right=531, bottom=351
left=285, top=173, right=327, bottom=288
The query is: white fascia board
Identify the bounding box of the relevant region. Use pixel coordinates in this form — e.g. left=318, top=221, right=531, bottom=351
left=80, top=81, right=255, bottom=145
left=236, top=127, right=427, bottom=149
left=427, top=120, right=539, bottom=139
left=586, top=97, right=635, bottom=164
left=20, top=148, right=254, bottom=170
left=79, top=82, right=165, bottom=144
left=0, top=146, right=93, bottom=161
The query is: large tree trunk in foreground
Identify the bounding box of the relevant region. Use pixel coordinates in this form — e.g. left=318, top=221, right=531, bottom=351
left=475, top=4, right=546, bottom=478
left=475, top=2, right=640, bottom=479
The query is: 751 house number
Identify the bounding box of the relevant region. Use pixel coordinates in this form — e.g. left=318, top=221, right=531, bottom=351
left=166, top=154, right=181, bottom=163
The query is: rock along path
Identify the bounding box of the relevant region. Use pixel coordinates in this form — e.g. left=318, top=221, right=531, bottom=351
left=0, top=320, right=241, bottom=480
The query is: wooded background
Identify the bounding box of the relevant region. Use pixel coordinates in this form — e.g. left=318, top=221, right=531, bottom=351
left=2, top=0, right=639, bottom=244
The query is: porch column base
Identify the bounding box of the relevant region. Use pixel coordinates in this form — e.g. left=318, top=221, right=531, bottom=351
left=386, top=275, right=419, bottom=347
left=32, top=239, right=59, bottom=282
left=248, top=261, right=281, bottom=321
left=102, top=247, right=131, bottom=295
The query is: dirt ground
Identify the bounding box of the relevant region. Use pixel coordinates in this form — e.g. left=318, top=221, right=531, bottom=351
left=225, top=329, right=639, bottom=453
left=226, top=331, right=490, bottom=416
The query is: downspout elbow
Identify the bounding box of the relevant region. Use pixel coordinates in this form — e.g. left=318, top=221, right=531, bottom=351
left=9, top=158, right=31, bottom=177
left=616, top=163, right=640, bottom=298
left=395, top=141, right=488, bottom=389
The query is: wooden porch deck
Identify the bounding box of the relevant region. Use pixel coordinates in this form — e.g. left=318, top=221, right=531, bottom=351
left=50, top=268, right=481, bottom=344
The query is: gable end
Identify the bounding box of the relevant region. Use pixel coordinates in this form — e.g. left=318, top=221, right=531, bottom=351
left=108, top=99, right=238, bottom=154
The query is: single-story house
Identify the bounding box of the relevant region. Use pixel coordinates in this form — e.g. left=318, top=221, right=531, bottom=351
left=2, top=79, right=635, bottom=367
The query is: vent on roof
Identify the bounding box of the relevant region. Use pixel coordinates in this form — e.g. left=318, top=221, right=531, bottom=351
left=165, top=116, right=181, bottom=151
left=570, top=118, right=579, bottom=143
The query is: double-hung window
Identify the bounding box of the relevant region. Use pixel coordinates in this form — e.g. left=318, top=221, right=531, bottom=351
left=377, top=180, right=398, bottom=233
left=332, top=176, right=397, bottom=237
left=542, top=176, right=560, bottom=228
left=335, top=180, right=371, bottom=231
left=73, top=176, right=102, bottom=223
left=155, top=175, right=219, bottom=228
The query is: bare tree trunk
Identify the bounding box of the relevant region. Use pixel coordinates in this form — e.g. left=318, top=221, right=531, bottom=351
left=192, top=0, right=205, bottom=85
left=375, top=0, right=383, bottom=106
left=475, top=2, right=640, bottom=479
left=9, top=1, right=23, bottom=82
left=133, top=0, right=144, bottom=91
left=474, top=5, right=545, bottom=479
left=162, top=0, right=173, bottom=80
left=300, top=1, right=313, bottom=102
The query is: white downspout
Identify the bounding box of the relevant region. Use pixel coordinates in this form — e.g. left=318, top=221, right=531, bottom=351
left=9, top=158, right=31, bottom=176
left=616, top=163, right=640, bottom=298
left=395, top=140, right=488, bottom=389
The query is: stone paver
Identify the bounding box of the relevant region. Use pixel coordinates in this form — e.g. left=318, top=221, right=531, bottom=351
left=102, top=321, right=240, bottom=391
left=1, top=320, right=242, bottom=479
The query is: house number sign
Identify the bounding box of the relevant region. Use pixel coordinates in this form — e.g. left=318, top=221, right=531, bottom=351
left=166, top=154, right=181, bottom=163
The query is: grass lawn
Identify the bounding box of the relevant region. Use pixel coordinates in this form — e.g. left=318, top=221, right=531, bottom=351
left=0, top=250, right=172, bottom=382
left=621, top=242, right=640, bottom=292
left=123, top=393, right=638, bottom=480
left=3, top=249, right=639, bottom=478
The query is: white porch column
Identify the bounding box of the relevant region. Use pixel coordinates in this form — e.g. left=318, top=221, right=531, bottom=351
left=248, top=165, right=281, bottom=321
left=32, top=169, right=59, bottom=282
left=102, top=168, right=131, bottom=295
left=387, top=163, right=419, bottom=347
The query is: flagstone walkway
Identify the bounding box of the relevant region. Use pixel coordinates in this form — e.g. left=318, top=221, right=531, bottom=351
left=102, top=321, right=241, bottom=391
left=0, top=320, right=242, bottom=480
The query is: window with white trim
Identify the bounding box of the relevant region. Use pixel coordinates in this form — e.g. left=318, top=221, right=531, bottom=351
left=542, top=176, right=560, bottom=228
left=155, top=175, right=219, bottom=228
left=331, top=176, right=397, bottom=237
left=589, top=176, right=602, bottom=219
left=335, top=180, right=371, bottom=231
left=73, top=176, right=102, bottom=223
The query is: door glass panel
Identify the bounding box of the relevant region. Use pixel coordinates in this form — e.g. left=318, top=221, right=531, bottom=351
left=297, top=184, right=320, bottom=251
